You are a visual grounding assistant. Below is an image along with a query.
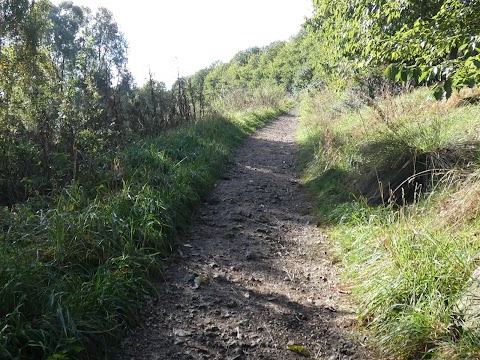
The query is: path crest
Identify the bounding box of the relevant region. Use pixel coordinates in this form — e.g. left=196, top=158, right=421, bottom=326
left=117, top=112, right=370, bottom=359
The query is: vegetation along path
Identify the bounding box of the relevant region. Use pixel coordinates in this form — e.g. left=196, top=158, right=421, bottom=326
left=116, top=112, right=371, bottom=359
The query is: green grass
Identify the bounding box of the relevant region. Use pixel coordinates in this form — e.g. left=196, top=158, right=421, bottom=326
left=0, top=104, right=290, bottom=359
left=298, top=88, right=480, bottom=359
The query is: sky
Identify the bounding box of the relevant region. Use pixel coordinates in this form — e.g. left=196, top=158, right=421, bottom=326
left=51, top=0, right=314, bottom=88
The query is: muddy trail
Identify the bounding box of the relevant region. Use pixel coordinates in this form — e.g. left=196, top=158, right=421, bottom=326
left=116, top=112, right=372, bottom=359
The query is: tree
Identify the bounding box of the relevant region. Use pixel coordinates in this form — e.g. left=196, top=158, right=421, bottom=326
left=381, top=0, right=480, bottom=98
left=0, top=0, right=32, bottom=48
left=49, top=1, right=87, bottom=83
left=310, top=0, right=480, bottom=98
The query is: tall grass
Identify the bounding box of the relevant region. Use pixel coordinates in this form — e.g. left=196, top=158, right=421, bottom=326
left=209, top=81, right=288, bottom=114
left=298, top=88, right=480, bottom=359
left=0, top=104, right=289, bottom=359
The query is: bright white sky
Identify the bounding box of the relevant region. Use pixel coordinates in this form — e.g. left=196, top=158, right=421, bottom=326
left=51, top=0, right=314, bottom=88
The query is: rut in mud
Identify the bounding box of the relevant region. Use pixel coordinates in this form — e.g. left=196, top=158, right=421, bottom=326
left=116, top=112, right=371, bottom=359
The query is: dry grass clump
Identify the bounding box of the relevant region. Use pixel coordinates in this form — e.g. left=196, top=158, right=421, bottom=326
left=441, top=87, right=480, bottom=110
left=439, top=169, right=480, bottom=225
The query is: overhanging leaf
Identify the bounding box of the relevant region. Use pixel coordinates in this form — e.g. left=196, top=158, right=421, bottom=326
left=384, top=64, right=399, bottom=80
left=433, top=86, right=445, bottom=100
left=444, top=78, right=453, bottom=99
left=418, top=69, right=430, bottom=83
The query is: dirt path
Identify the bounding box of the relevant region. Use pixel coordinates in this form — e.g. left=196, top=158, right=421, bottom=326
left=116, top=112, right=371, bottom=359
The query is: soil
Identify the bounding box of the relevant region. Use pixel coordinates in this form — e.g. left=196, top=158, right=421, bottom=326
left=116, top=111, right=373, bottom=359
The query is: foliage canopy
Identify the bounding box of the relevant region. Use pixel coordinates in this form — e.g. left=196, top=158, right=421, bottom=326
left=308, top=0, right=480, bottom=98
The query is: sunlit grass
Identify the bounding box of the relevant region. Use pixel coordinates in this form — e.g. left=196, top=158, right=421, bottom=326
left=0, top=103, right=290, bottom=359
left=298, top=87, right=480, bottom=359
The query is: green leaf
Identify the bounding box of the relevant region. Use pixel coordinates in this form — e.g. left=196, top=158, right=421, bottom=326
left=288, top=344, right=310, bottom=357
left=400, top=69, right=408, bottom=83
left=384, top=64, right=399, bottom=80
left=412, top=68, right=422, bottom=83
left=47, top=355, right=68, bottom=360
left=444, top=78, right=453, bottom=99
left=418, top=69, right=430, bottom=83
left=433, top=86, right=444, bottom=100
left=459, top=43, right=469, bottom=52
left=468, top=77, right=476, bottom=88
left=72, top=345, right=84, bottom=353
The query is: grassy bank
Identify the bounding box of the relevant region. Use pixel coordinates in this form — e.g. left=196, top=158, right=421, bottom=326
left=298, top=88, right=480, bottom=359
left=0, top=104, right=290, bottom=360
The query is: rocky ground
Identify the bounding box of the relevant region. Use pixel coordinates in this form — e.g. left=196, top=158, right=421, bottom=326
left=115, top=111, right=373, bottom=359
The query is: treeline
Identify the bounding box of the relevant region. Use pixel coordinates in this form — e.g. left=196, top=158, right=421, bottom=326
left=215, top=0, right=479, bottom=102
left=1, top=1, right=175, bottom=205
left=191, top=35, right=324, bottom=108
left=0, top=1, right=220, bottom=205
left=195, top=0, right=480, bottom=111
left=0, top=0, right=317, bottom=207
